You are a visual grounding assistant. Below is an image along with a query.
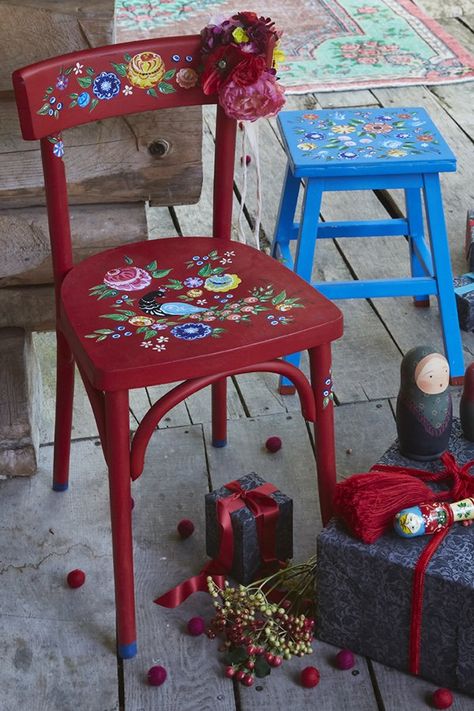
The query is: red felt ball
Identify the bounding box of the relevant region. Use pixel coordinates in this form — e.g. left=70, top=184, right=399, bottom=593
left=187, top=616, right=206, bottom=636
left=335, top=649, right=355, bottom=670
left=300, top=666, right=320, bottom=688
left=432, top=688, right=453, bottom=709
left=147, top=665, right=167, bottom=686
left=177, top=519, right=195, bottom=539
left=66, top=569, right=86, bottom=588
left=265, top=436, right=282, bottom=453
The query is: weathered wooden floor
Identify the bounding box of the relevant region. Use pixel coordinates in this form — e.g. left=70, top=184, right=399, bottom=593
left=2, top=4, right=474, bottom=710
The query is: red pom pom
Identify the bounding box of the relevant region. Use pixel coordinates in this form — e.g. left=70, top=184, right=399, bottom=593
left=66, top=569, right=86, bottom=588
left=177, top=519, right=195, bottom=538
left=187, top=616, right=206, bottom=636
left=147, top=665, right=167, bottom=686
left=300, top=666, right=320, bottom=688
left=335, top=649, right=355, bottom=670
left=265, top=436, right=282, bottom=453
left=432, top=688, right=453, bottom=709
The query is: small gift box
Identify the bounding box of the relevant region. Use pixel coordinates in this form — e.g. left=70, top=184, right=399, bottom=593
left=205, top=473, right=293, bottom=584
left=465, top=210, right=474, bottom=270
left=316, top=420, right=474, bottom=693
left=454, top=272, right=474, bottom=331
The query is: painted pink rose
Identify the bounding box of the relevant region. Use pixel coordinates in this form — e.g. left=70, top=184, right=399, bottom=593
left=357, top=57, right=378, bottom=64
left=363, top=122, right=393, bottom=134
left=244, top=296, right=258, bottom=304
left=219, top=72, right=285, bottom=122
left=176, top=68, right=199, bottom=89
left=103, top=266, right=152, bottom=291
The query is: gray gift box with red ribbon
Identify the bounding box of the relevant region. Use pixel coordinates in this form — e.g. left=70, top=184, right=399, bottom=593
left=205, top=473, right=293, bottom=584
left=316, top=420, right=474, bottom=693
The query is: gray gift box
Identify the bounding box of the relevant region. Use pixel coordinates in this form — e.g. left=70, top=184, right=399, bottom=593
left=316, top=420, right=474, bottom=694
left=205, top=473, right=293, bottom=584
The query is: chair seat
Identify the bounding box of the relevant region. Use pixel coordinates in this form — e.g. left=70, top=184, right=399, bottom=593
left=60, top=237, right=343, bottom=390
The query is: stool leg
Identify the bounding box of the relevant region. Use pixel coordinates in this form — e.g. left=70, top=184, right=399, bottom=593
left=280, top=179, right=323, bottom=393
left=422, top=173, right=464, bottom=383
left=211, top=379, right=227, bottom=447
left=309, top=343, right=337, bottom=526
left=105, top=390, right=137, bottom=659
left=52, top=329, right=75, bottom=492
left=272, top=162, right=300, bottom=261
left=405, top=188, right=430, bottom=307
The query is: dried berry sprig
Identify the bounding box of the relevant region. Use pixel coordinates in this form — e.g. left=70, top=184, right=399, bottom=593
left=206, top=556, right=317, bottom=686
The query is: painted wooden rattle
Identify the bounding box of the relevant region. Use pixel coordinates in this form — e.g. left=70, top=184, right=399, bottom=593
left=394, top=498, right=474, bottom=538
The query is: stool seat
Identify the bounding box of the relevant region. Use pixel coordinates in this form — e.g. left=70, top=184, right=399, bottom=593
left=273, top=106, right=464, bottom=385
left=278, top=107, right=456, bottom=177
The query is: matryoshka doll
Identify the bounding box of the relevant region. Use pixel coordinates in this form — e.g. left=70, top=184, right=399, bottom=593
left=396, top=346, right=452, bottom=461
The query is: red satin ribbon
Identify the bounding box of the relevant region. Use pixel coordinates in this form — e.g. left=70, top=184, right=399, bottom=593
left=155, top=479, right=280, bottom=608
left=375, top=453, right=474, bottom=676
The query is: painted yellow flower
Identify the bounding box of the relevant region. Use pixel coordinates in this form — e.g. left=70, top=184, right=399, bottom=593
left=204, top=273, right=242, bottom=292
left=297, top=142, right=316, bottom=151
left=232, top=27, right=249, bottom=43
left=128, top=316, right=154, bottom=327
left=387, top=149, right=407, bottom=157
left=331, top=125, right=356, bottom=134
left=126, top=52, right=165, bottom=89
left=273, top=42, right=286, bottom=69
left=186, top=289, right=203, bottom=298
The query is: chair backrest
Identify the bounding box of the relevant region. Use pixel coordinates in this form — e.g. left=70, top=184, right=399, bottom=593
left=12, top=35, right=237, bottom=297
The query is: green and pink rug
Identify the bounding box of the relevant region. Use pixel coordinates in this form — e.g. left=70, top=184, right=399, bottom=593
left=114, top=0, right=474, bottom=93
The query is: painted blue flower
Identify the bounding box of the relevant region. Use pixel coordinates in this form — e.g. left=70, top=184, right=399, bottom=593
left=383, top=140, right=401, bottom=148
left=183, top=277, right=203, bottom=288
left=338, top=151, right=357, bottom=159
left=305, top=132, right=324, bottom=140
left=117, top=326, right=126, bottom=331
left=48, top=109, right=54, bottom=116
left=185, top=55, right=193, bottom=62
left=77, top=92, right=90, bottom=108
left=57, top=102, right=63, bottom=111
left=49, top=96, right=56, bottom=105
left=56, top=75, right=68, bottom=90
left=112, top=333, right=120, bottom=339
left=171, top=323, right=212, bottom=341
left=93, top=72, right=121, bottom=101
left=124, top=331, right=132, bottom=336
left=396, top=132, right=410, bottom=139
left=53, top=141, right=64, bottom=158
left=376, top=115, right=393, bottom=122
left=172, top=54, right=180, bottom=62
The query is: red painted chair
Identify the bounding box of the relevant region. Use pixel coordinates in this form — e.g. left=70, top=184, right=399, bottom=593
left=13, top=35, right=343, bottom=659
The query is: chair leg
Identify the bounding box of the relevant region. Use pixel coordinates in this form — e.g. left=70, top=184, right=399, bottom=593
left=280, top=179, right=324, bottom=393
left=405, top=188, right=430, bottom=307
left=52, top=330, right=75, bottom=492
left=104, top=390, right=137, bottom=659
left=422, top=173, right=465, bottom=384
left=309, top=343, right=337, bottom=526
left=211, top=379, right=227, bottom=447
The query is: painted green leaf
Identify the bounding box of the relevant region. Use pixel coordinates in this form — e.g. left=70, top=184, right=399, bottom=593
left=146, top=260, right=158, bottom=271
left=115, top=309, right=136, bottom=317
left=97, top=288, right=118, bottom=299
left=124, top=255, right=134, bottom=264
left=37, top=103, right=51, bottom=115
left=100, top=313, right=129, bottom=321
left=272, top=290, right=287, bottom=305
left=136, top=326, right=147, bottom=334
left=85, top=334, right=97, bottom=339
left=163, top=69, right=176, bottom=80
left=147, top=87, right=158, bottom=97
left=111, top=62, right=127, bottom=77
left=90, top=98, right=99, bottom=112
left=210, top=267, right=225, bottom=275
left=95, top=329, right=115, bottom=335
left=69, top=92, right=78, bottom=99
left=165, top=279, right=183, bottom=290
left=69, top=100, right=78, bottom=109
left=198, top=264, right=213, bottom=277
left=97, top=335, right=108, bottom=341
left=124, top=53, right=132, bottom=62
left=64, top=66, right=73, bottom=76
left=209, top=250, right=218, bottom=259
left=144, top=330, right=156, bottom=340
left=86, top=67, right=95, bottom=76
left=46, top=86, right=54, bottom=94
left=48, top=136, right=58, bottom=144
left=152, top=268, right=172, bottom=278
left=178, top=294, right=191, bottom=301
left=90, top=283, right=108, bottom=292
left=158, top=82, right=176, bottom=94
left=77, top=76, right=92, bottom=88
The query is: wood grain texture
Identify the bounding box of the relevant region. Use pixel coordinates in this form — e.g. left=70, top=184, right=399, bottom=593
left=123, top=425, right=236, bottom=710
left=0, top=327, right=40, bottom=475
left=0, top=202, right=147, bottom=286
left=413, top=0, right=474, bottom=18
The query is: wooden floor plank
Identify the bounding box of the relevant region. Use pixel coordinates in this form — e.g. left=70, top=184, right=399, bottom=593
left=123, top=424, right=236, bottom=710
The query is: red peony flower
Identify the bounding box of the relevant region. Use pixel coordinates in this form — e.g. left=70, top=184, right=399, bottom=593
left=201, top=45, right=246, bottom=95
left=103, top=266, right=151, bottom=291
left=219, top=71, right=285, bottom=121
left=230, top=55, right=267, bottom=87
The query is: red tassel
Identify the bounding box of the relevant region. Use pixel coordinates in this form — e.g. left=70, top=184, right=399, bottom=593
left=334, top=470, right=439, bottom=543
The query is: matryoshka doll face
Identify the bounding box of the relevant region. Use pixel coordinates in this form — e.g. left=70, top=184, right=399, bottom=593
left=414, top=353, right=449, bottom=394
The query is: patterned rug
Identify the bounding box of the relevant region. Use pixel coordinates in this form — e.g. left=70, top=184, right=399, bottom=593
left=114, top=0, right=474, bottom=93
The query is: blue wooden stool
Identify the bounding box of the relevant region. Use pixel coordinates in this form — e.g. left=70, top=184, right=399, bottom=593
left=273, top=106, right=464, bottom=390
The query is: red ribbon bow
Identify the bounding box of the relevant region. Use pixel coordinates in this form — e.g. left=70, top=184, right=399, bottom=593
left=155, top=479, right=280, bottom=608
